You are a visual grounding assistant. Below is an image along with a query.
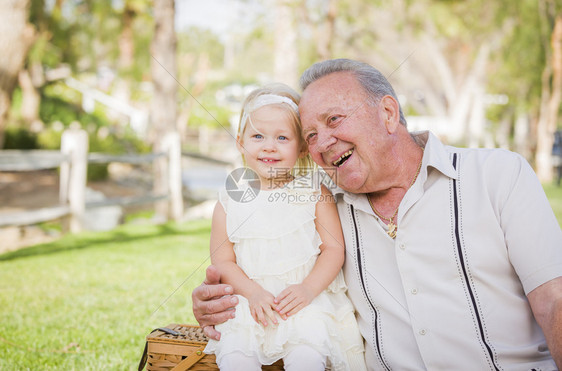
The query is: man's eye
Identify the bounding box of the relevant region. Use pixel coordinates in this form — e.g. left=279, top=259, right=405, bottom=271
left=306, top=133, right=317, bottom=144
left=328, top=116, right=341, bottom=124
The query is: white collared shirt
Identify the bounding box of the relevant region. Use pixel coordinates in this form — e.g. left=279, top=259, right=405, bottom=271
left=333, top=131, right=562, bottom=370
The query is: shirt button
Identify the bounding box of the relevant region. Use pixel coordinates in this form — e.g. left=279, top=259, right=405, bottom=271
left=399, top=243, right=406, bottom=250
left=411, top=288, right=418, bottom=295
left=419, top=329, right=427, bottom=335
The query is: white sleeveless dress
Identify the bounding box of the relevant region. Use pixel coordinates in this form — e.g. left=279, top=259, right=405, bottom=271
left=204, top=176, right=366, bottom=370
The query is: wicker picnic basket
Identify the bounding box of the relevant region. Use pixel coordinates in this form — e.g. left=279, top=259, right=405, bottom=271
left=138, top=324, right=284, bottom=370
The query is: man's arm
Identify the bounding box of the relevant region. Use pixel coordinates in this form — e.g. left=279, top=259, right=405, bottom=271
left=527, top=276, right=562, bottom=368
left=192, top=265, right=238, bottom=340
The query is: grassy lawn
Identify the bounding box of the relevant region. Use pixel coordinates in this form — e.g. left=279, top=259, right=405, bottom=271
left=544, top=183, right=562, bottom=226
left=0, top=220, right=211, bottom=370
left=0, top=184, right=561, bottom=370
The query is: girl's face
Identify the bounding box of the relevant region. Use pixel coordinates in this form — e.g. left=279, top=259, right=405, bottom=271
left=237, top=104, right=304, bottom=189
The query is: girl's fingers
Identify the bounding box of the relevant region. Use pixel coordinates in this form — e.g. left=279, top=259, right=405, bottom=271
left=250, top=307, right=259, bottom=324
left=275, top=289, right=289, bottom=304
left=286, top=302, right=305, bottom=317
left=265, top=308, right=278, bottom=325
left=277, top=295, right=297, bottom=315
left=256, top=308, right=268, bottom=327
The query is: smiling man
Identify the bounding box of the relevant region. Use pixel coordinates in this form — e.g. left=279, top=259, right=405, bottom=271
left=193, top=59, right=562, bottom=370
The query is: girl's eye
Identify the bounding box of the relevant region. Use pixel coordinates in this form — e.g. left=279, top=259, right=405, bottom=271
left=278, top=135, right=288, bottom=140
left=253, top=134, right=263, bottom=139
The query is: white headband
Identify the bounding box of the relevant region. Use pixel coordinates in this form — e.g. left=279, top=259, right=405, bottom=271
left=239, top=94, right=299, bottom=134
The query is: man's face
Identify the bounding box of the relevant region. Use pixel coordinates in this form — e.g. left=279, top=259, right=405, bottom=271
left=299, top=71, right=391, bottom=194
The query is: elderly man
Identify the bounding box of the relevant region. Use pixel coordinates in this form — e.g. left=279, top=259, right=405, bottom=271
left=193, top=59, right=562, bottom=370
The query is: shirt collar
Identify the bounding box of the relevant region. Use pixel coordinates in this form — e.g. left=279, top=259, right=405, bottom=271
left=328, top=130, right=458, bottom=204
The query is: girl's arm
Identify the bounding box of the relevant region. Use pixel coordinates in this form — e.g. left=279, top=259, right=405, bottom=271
left=274, top=185, right=345, bottom=318
left=210, top=201, right=278, bottom=326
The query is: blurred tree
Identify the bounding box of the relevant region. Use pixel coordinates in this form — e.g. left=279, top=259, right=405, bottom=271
left=394, top=0, right=513, bottom=147
left=536, top=0, right=562, bottom=182
left=176, top=28, right=225, bottom=144
left=486, top=0, right=544, bottom=158
left=298, top=0, right=337, bottom=62
left=274, top=0, right=299, bottom=87
left=483, top=0, right=562, bottom=180
left=150, top=0, right=178, bottom=219
left=114, top=0, right=152, bottom=103
left=17, top=0, right=60, bottom=132
left=0, top=0, right=36, bottom=148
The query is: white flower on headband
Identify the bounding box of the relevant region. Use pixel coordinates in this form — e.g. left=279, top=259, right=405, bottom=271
left=239, top=94, right=299, bottom=134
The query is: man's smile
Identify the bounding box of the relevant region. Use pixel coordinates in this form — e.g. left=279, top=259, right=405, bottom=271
left=332, top=149, right=354, bottom=167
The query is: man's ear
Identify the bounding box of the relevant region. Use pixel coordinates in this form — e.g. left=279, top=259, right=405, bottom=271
left=381, top=95, right=400, bottom=134
left=299, top=145, right=309, bottom=158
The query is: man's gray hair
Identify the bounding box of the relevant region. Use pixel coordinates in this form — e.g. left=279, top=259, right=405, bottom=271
left=299, top=59, right=407, bottom=126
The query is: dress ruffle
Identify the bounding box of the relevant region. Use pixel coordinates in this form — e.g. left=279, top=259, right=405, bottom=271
left=206, top=174, right=366, bottom=370
left=205, top=294, right=364, bottom=370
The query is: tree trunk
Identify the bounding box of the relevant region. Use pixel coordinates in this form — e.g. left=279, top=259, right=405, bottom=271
left=448, top=42, right=491, bottom=145
left=536, top=11, right=562, bottom=182
left=18, top=61, right=44, bottom=130
left=119, top=2, right=136, bottom=72
left=274, top=0, right=298, bottom=87
left=151, top=0, right=179, bottom=220
left=176, top=54, right=209, bottom=144
left=316, top=0, right=337, bottom=60
left=0, top=0, right=35, bottom=148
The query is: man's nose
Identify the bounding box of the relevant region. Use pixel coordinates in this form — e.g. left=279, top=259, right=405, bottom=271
left=314, top=129, right=337, bottom=153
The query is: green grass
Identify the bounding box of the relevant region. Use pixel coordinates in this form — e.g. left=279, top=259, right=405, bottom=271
left=1, top=185, right=561, bottom=370
left=544, top=183, right=562, bottom=226
left=0, top=220, right=211, bottom=370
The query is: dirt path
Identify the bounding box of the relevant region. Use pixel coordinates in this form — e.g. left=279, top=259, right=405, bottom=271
left=0, top=170, right=148, bottom=252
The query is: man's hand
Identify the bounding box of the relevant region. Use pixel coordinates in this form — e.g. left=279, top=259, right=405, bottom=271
left=192, top=265, right=238, bottom=340
left=274, top=283, right=315, bottom=319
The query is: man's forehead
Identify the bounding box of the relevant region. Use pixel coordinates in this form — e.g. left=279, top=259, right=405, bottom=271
left=302, top=72, right=363, bottom=101
left=300, top=77, right=364, bottom=115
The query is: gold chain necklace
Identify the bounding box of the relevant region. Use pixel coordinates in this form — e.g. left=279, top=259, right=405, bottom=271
left=368, top=152, right=424, bottom=239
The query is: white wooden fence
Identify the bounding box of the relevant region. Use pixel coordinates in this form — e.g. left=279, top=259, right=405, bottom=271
left=0, top=128, right=183, bottom=232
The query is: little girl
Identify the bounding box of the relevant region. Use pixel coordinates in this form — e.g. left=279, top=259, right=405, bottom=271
left=204, top=84, right=366, bottom=371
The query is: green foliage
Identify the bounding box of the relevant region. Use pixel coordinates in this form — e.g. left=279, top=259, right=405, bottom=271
left=187, top=100, right=233, bottom=130
left=36, top=129, right=62, bottom=150
left=177, top=28, right=224, bottom=70
left=488, top=0, right=544, bottom=113
left=128, top=20, right=153, bottom=81
left=0, top=219, right=211, bottom=370
left=10, top=79, right=151, bottom=181
left=39, top=96, right=85, bottom=127
left=544, top=183, right=562, bottom=227
left=3, top=127, right=38, bottom=150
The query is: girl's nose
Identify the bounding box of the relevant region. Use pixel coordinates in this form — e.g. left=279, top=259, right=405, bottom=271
left=262, top=137, right=277, bottom=152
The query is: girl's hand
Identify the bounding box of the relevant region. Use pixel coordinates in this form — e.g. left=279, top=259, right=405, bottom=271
left=248, top=289, right=278, bottom=327
left=274, top=284, right=315, bottom=319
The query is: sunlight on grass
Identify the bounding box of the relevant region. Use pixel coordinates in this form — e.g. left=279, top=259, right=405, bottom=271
left=0, top=219, right=211, bottom=370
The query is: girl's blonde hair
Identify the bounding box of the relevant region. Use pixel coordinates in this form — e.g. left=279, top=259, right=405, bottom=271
left=237, top=83, right=315, bottom=177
